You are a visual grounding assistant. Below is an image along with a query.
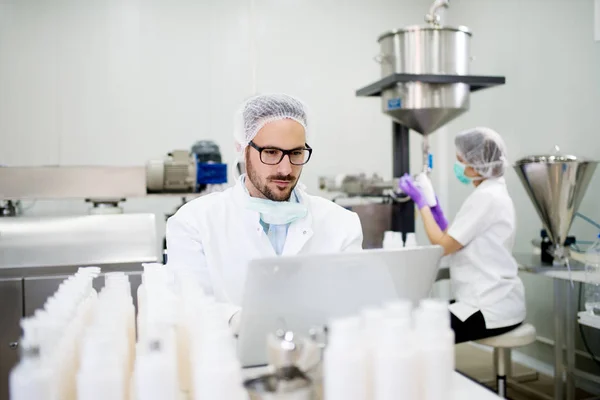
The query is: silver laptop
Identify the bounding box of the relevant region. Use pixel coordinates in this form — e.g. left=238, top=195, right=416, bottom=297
left=236, top=246, right=444, bottom=367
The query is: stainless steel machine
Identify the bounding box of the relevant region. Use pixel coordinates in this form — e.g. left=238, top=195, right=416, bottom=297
left=515, top=150, right=598, bottom=266
left=146, top=140, right=227, bottom=193
left=514, top=151, right=599, bottom=400
left=0, top=142, right=229, bottom=400
left=322, top=0, right=506, bottom=244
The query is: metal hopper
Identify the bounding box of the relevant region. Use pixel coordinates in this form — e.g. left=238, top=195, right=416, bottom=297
left=514, top=153, right=598, bottom=265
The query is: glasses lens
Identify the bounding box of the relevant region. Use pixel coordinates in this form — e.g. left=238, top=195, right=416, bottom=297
left=289, top=149, right=310, bottom=165
left=260, top=149, right=284, bottom=165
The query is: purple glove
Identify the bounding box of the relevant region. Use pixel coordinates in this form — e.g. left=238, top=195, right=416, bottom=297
left=430, top=196, right=449, bottom=231
left=398, top=173, right=427, bottom=209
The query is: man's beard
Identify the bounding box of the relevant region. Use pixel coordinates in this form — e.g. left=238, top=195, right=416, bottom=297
left=246, top=156, right=299, bottom=201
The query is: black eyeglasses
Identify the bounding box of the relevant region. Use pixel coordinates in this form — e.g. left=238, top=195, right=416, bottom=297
left=248, top=141, right=313, bottom=165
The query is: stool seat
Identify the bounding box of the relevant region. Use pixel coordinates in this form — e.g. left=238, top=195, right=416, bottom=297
left=476, top=323, right=537, bottom=348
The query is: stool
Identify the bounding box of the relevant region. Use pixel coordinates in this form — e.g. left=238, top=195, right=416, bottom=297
left=476, top=323, right=537, bottom=398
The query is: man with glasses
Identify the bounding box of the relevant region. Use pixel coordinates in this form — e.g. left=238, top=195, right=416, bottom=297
left=166, top=93, right=363, bottom=332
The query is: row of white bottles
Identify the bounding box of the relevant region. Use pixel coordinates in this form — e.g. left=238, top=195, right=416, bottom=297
left=383, top=231, right=418, bottom=249
left=10, top=264, right=249, bottom=400
left=177, top=267, right=247, bottom=400
left=324, top=298, right=454, bottom=400
left=77, top=272, right=135, bottom=400
left=133, top=264, right=180, bottom=400
left=10, top=267, right=101, bottom=400
left=132, top=264, right=247, bottom=400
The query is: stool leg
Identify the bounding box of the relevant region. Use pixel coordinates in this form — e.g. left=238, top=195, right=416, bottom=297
left=493, top=348, right=498, bottom=378
left=495, top=348, right=509, bottom=398
left=504, top=348, right=512, bottom=378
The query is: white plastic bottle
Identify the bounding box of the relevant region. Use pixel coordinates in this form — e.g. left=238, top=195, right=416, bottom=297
left=192, top=331, right=247, bottom=400
left=373, top=316, right=418, bottom=400
left=414, top=299, right=455, bottom=400
left=9, top=342, right=55, bottom=400
left=135, top=335, right=178, bottom=400
left=585, top=234, right=600, bottom=312
left=324, top=316, right=367, bottom=400
left=383, top=231, right=404, bottom=249
left=77, top=335, right=125, bottom=400
left=404, top=233, right=418, bottom=248
left=361, top=307, right=385, bottom=399
left=384, top=299, right=413, bottom=321
left=415, top=173, right=437, bottom=207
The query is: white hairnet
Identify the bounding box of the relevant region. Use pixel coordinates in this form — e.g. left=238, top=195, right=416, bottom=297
left=233, top=93, right=309, bottom=155
left=455, top=127, right=508, bottom=178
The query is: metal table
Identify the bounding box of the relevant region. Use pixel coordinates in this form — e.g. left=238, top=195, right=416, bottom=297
left=242, top=367, right=503, bottom=400
left=515, top=253, right=589, bottom=400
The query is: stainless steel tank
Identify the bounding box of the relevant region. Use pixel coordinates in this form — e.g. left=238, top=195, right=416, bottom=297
left=376, top=25, right=472, bottom=135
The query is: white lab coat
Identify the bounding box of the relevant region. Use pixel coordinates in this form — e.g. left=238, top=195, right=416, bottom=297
left=447, top=177, right=526, bottom=329
left=165, top=177, right=364, bottom=320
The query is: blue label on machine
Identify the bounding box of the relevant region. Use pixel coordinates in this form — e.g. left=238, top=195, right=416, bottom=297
left=387, top=98, right=402, bottom=110
left=428, top=153, right=433, bottom=169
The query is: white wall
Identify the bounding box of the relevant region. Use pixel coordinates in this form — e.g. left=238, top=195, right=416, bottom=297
left=0, top=0, right=430, bottom=227
left=2, top=0, right=600, bottom=385
left=0, top=0, right=435, bottom=179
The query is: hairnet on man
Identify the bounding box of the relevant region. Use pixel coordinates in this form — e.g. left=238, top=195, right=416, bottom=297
left=234, top=93, right=311, bottom=202
left=165, top=93, right=364, bottom=334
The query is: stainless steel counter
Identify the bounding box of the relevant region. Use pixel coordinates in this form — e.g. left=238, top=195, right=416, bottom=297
left=0, top=214, right=158, bottom=269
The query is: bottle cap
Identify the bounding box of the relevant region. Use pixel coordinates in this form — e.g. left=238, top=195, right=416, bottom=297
left=384, top=299, right=413, bottom=320
left=328, top=316, right=361, bottom=347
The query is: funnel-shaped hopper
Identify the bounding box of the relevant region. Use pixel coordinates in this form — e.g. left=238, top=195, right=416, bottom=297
left=385, top=107, right=469, bottom=135
left=514, top=155, right=597, bottom=248
left=381, top=82, right=470, bottom=135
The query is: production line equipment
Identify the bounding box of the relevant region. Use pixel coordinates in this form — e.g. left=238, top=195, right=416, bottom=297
left=321, top=0, right=506, bottom=246
left=0, top=140, right=229, bottom=400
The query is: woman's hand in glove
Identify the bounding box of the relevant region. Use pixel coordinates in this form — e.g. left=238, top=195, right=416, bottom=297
left=398, top=173, right=427, bottom=209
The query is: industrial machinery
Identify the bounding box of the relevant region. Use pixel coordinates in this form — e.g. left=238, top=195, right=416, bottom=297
left=146, top=140, right=228, bottom=193
left=323, top=0, right=506, bottom=244
left=358, top=0, right=504, bottom=171
left=0, top=200, right=21, bottom=217
left=515, top=149, right=598, bottom=267
left=318, top=174, right=397, bottom=197
left=0, top=141, right=229, bottom=212
left=0, top=140, right=228, bottom=400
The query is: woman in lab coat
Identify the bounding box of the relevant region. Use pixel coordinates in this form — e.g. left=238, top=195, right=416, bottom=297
left=399, top=127, right=525, bottom=343
left=166, top=93, right=363, bottom=333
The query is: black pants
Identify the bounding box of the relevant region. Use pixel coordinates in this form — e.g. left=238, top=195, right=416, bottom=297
left=451, top=310, right=522, bottom=344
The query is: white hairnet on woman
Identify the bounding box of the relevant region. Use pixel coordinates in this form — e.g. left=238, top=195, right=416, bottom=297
left=233, top=93, right=310, bottom=155
left=455, top=127, right=508, bottom=178
left=397, top=126, right=525, bottom=348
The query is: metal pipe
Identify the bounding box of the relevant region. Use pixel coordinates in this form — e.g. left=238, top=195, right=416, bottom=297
left=392, top=122, right=415, bottom=237
left=422, top=135, right=431, bottom=174
left=494, top=347, right=511, bottom=398
left=565, top=280, right=576, bottom=400
left=553, top=279, right=565, bottom=400
left=425, top=0, right=450, bottom=26
left=534, top=334, right=600, bottom=364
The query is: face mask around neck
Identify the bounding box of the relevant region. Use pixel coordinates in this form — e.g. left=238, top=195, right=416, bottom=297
left=245, top=196, right=308, bottom=225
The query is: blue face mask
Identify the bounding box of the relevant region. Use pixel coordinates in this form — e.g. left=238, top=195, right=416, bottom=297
left=453, top=161, right=473, bottom=185
left=246, top=196, right=308, bottom=225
